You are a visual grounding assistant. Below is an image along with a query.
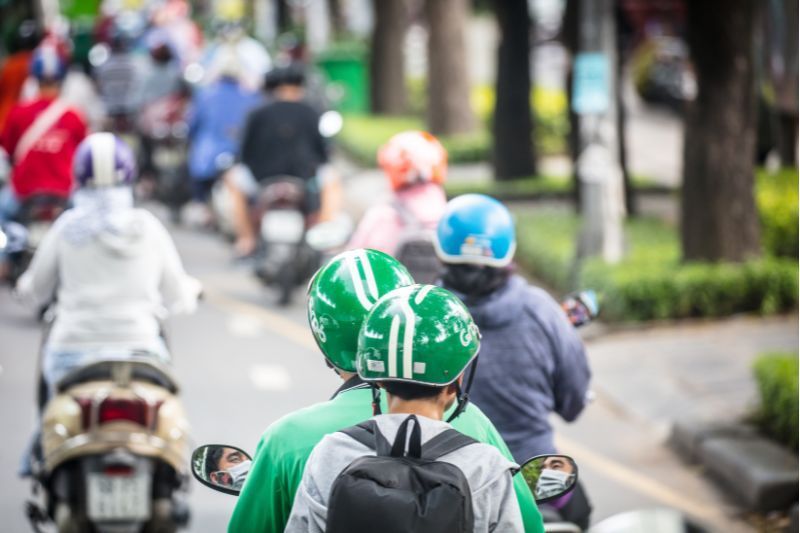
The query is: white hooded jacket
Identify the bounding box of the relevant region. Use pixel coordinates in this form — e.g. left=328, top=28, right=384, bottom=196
left=17, top=205, right=201, bottom=352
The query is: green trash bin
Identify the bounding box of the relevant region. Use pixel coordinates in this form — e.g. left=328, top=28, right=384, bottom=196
left=316, top=46, right=368, bottom=114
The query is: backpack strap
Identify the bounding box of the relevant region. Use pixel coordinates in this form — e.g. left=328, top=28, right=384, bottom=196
left=339, top=420, right=392, bottom=456
left=391, top=198, right=423, bottom=231
left=421, top=429, right=479, bottom=461
left=389, top=415, right=423, bottom=459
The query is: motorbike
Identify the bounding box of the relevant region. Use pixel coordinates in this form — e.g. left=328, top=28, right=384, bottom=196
left=251, top=176, right=319, bottom=305
left=138, top=94, right=192, bottom=223
left=6, top=194, right=68, bottom=286
left=249, top=176, right=352, bottom=306
left=27, top=354, right=192, bottom=533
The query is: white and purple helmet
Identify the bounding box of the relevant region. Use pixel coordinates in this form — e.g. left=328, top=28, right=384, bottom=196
left=73, top=133, right=137, bottom=188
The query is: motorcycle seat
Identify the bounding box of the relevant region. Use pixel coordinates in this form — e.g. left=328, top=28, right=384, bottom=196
left=55, top=358, right=179, bottom=394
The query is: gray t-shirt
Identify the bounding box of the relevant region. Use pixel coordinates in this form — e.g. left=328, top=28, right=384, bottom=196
left=285, top=413, right=524, bottom=533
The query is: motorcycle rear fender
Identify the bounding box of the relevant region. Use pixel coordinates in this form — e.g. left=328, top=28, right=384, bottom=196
left=42, top=380, right=190, bottom=475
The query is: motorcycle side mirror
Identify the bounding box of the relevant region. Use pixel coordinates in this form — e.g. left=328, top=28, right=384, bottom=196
left=518, top=454, right=579, bottom=504
left=319, top=110, right=343, bottom=138
left=305, top=214, right=353, bottom=252
left=0, top=221, right=29, bottom=254
left=88, top=43, right=110, bottom=68
left=191, top=444, right=253, bottom=496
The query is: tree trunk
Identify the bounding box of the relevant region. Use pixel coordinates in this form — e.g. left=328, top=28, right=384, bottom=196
left=328, top=0, right=346, bottom=38
left=681, top=0, right=761, bottom=262
left=491, top=0, right=536, bottom=180
left=424, top=0, right=476, bottom=135
left=615, top=2, right=635, bottom=215
left=562, top=0, right=581, bottom=210
left=370, top=0, right=409, bottom=114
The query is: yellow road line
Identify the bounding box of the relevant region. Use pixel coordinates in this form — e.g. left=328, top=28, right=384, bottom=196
left=556, top=435, right=731, bottom=528
left=203, top=288, right=318, bottom=352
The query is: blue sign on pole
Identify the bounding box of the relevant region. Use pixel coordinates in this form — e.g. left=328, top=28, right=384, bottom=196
left=572, top=52, right=610, bottom=115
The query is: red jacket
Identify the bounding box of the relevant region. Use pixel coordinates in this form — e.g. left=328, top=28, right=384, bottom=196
left=0, top=97, right=88, bottom=199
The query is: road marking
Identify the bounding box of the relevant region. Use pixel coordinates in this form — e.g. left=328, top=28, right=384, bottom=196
left=556, top=435, right=730, bottom=528
left=203, top=289, right=317, bottom=352
left=226, top=313, right=264, bottom=338
left=250, top=364, right=292, bottom=391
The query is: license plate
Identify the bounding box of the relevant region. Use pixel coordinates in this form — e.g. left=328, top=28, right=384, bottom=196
left=261, top=210, right=305, bottom=243
left=154, top=147, right=183, bottom=168
left=87, top=473, right=151, bottom=521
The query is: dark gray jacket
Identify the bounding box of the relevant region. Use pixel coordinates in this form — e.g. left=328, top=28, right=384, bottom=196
left=457, top=275, right=591, bottom=463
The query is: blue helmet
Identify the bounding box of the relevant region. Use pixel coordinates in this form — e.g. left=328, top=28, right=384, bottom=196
left=434, top=194, right=516, bottom=267
left=30, top=44, right=68, bottom=82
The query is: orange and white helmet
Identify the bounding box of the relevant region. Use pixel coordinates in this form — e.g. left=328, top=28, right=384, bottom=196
left=377, top=131, right=448, bottom=190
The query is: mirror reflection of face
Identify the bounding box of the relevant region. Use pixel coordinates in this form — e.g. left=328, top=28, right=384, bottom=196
left=218, top=447, right=247, bottom=471
left=541, top=456, right=575, bottom=475
left=521, top=455, right=577, bottom=503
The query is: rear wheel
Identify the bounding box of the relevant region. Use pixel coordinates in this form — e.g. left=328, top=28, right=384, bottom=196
left=276, top=264, right=294, bottom=306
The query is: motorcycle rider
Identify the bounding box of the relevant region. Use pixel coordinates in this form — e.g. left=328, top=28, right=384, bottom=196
left=0, top=20, right=42, bottom=130
left=347, top=130, right=448, bottom=282
left=202, top=18, right=271, bottom=92
left=226, top=62, right=332, bottom=257
left=228, top=249, right=545, bottom=533
left=17, top=132, right=201, bottom=396
left=285, top=284, right=524, bottom=532
left=435, top=193, right=593, bottom=528
left=0, top=43, right=87, bottom=225
left=185, top=45, right=261, bottom=217
left=93, top=12, right=148, bottom=130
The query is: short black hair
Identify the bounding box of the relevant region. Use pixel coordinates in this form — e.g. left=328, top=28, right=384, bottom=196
left=382, top=380, right=446, bottom=401
left=205, top=447, right=224, bottom=476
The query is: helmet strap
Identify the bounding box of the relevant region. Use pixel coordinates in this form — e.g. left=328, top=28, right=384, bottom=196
left=445, top=354, right=479, bottom=423
left=371, top=384, right=382, bottom=416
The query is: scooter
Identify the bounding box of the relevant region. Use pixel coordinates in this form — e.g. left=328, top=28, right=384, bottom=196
left=7, top=194, right=68, bottom=286
left=250, top=176, right=352, bottom=306
left=251, top=176, right=319, bottom=305
left=138, top=93, right=192, bottom=223
left=27, top=355, right=192, bottom=533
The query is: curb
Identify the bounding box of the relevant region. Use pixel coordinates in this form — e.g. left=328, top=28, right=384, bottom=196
left=669, top=419, right=799, bottom=512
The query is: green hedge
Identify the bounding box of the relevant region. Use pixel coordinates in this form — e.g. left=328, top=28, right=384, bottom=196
left=757, top=168, right=798, bottom=259
left=514, top=208, right=798, bottom=321
left=753, top=353, right=798, bottom=450
left=337, top=115, right=489, bottom=166
left=443, top=174, right=666, bottom=199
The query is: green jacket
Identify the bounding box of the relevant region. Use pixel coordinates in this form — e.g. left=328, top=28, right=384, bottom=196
left=228, top=377, right=545, bottom=533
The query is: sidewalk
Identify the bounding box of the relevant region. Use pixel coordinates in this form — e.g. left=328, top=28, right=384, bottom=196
left=582, top=315, right=798, bottom=438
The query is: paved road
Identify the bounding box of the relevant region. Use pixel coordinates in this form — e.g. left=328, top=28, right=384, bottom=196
left=0, top=211, right=784, bottom=532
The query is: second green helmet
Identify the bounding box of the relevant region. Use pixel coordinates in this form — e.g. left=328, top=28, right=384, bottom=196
left=356, top=285, right=481, bottom=386
left=307, top=249, right=415, bottom=372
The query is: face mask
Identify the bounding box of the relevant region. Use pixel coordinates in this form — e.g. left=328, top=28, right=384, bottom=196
left=228, top=460, right=252, bottom=490
left=442, top=264, right=510, bottom=298
left=535, top=468, right=573, bottom=499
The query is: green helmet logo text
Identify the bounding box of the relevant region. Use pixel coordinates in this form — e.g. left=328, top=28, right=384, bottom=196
left=307, top=249, right=414, bottom=372
left=357, top=285, right=480, bottom=386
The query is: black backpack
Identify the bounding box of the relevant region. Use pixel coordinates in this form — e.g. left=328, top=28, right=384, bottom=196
left=392, top=200, right=442, bottom=285
left=326, top=415, right=478, bottom=533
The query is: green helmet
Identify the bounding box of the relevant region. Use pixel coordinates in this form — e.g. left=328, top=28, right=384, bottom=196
left=307, top=249, right=415, bottom=372
left=356, top=285, right=480, bottom=386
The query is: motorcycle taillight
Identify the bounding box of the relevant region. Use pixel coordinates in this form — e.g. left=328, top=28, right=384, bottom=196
left=104, top=464, right=134, bottom=476
left=98, top=398, right=149, bottom=426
